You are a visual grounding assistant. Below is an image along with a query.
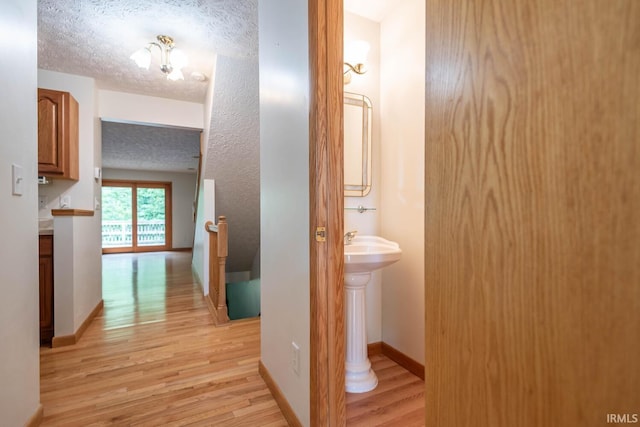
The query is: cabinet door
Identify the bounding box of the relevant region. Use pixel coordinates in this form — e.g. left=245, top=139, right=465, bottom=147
left=39, top=255, right=54, bottom=343
left=39, top=235, right=54, bottom=344
left=38, top=89, right=64, bottom=173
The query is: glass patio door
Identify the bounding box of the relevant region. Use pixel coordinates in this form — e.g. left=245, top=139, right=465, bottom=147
left=101, top=180, right=172, bottom=253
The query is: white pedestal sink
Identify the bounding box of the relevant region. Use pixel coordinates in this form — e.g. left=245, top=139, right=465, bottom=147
left=344, top=235, right=401, bottom=393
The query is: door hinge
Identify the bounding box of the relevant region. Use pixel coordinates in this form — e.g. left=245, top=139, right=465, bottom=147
left=315, top=226, right=326, bottom=242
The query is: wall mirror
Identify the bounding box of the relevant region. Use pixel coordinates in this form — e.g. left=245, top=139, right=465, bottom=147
left=344, top=92, right=372, bottom=197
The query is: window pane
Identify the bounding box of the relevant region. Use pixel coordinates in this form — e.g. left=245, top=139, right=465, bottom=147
left=137, top=187, right=166, bottom=247
left=101, top=186, right=133, bottom=248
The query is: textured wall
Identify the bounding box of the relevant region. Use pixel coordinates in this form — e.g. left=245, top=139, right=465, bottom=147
left=203, top=55, right=260, bottom=273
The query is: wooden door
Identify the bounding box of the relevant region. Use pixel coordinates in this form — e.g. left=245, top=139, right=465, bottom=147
left=425, top=1, right=640, bottom=426
left=309, top=0, right=346, bottom=424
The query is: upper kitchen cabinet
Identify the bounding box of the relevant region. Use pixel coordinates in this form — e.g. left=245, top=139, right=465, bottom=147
left=38, top=88, right=79, bottom=180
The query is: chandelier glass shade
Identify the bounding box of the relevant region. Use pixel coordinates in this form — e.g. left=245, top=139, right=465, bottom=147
left=130, top=35, right=188, bottom=81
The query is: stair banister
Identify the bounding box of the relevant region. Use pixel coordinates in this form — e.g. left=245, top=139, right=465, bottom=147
left=204, top=216, right=229, bottom=325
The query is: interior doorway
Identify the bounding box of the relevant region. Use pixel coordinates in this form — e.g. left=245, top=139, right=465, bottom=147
left=101, top=179, right=172, bottom=253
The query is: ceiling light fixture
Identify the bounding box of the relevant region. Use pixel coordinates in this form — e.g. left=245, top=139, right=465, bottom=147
left=130, top=35, right=188, bottom=81
left=344, top=40, right=370, bottom=85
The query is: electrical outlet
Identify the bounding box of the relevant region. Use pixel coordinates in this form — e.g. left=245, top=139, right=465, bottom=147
left=38, top=195, right=48, bottom=209
left=291, top=342, right=300, bottom=376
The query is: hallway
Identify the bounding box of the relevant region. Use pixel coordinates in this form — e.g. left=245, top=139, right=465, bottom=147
left=39, top=251, right=425, bottom=425
left=39, top=251, right=287, bottom=426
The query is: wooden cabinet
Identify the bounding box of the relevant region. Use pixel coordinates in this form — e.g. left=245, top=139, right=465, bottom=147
left=39, top=235, right=54, bottom=345
left=38, top=88, right=79, bottom=180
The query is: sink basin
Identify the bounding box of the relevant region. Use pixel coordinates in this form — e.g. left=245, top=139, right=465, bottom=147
left=344, top=235, right=401, bottom=274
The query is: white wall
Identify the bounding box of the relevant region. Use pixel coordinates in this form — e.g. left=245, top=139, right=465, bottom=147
left=0, top=0, right=41, bottom=423
left=52, top=215, right=103, bottom=335
left=259, top=0, right=310, bottom=424
left=53, top=217, right=75, bottom=335
left=37, top=70, right=104, bottom=337
left=192, top=179, right=216, bottom=294
left=99, top=90, right=204, bottom=129
left=98, top=88, right=209, bottom=281
left=101, top=83, right=210, bottom=290
left=344, top=12, right=383, bottom=344
left=38, top=70, right=101, bottom=212
left=192, top=58, right=217, bottom=290
left=103, top=168, right=197, bottom=249
left=379, top=0, right=426, bottom=363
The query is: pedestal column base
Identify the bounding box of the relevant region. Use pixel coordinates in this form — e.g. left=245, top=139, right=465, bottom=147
left=345, top=359, right=378, bottom=393
left=344, top=271, right=377, bottom=393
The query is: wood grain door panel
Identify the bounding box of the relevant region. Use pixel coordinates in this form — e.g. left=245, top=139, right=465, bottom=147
left=424, top=0, right=640, bottom=426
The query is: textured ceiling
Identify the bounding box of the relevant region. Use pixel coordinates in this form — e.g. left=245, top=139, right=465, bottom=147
left=102, top=121, right=200, bottom=173
left=38, top=0, right=258, bottom=173
left=38, top=0, right=258, bottom=103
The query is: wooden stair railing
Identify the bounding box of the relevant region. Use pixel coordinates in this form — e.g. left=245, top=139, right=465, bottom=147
left=204, top=216, right=229, bottom=326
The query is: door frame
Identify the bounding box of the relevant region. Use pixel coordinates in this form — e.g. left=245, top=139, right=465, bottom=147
left=101, top=179, right=173, bottom=254
left=309, top=0, right=346, bottom=424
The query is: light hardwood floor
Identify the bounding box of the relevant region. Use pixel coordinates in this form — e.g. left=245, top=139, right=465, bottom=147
left=39, top=251, right=424, bottom=426
left=346, top=355, right=424, bottom=427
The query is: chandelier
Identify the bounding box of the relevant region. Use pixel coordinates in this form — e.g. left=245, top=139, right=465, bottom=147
left=130, top=35, right=188, bottom=81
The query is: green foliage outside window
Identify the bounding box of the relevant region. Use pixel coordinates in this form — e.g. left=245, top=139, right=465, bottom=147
left=102, top=187, right=132, bottom=221
left=137, top=188, right=166, bottom=221
left=102, top=186, right=165, bottom=221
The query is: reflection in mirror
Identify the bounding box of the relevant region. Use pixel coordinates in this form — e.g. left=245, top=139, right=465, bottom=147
left=344, top=92, right=372, bottom=197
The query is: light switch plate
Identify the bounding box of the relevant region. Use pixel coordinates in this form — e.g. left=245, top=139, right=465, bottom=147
left=11, top=164, right=23, bottom=196
left=60, top=195, right=71, bottom=208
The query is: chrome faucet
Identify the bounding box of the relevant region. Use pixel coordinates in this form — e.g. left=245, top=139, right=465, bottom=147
left=344, top=230, right=358, bottom=245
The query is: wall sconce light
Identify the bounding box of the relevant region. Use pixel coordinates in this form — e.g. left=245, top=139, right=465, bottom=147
left=130, top=35, right=188, bottom=81
left=344, top=40, right=370, bottom=85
